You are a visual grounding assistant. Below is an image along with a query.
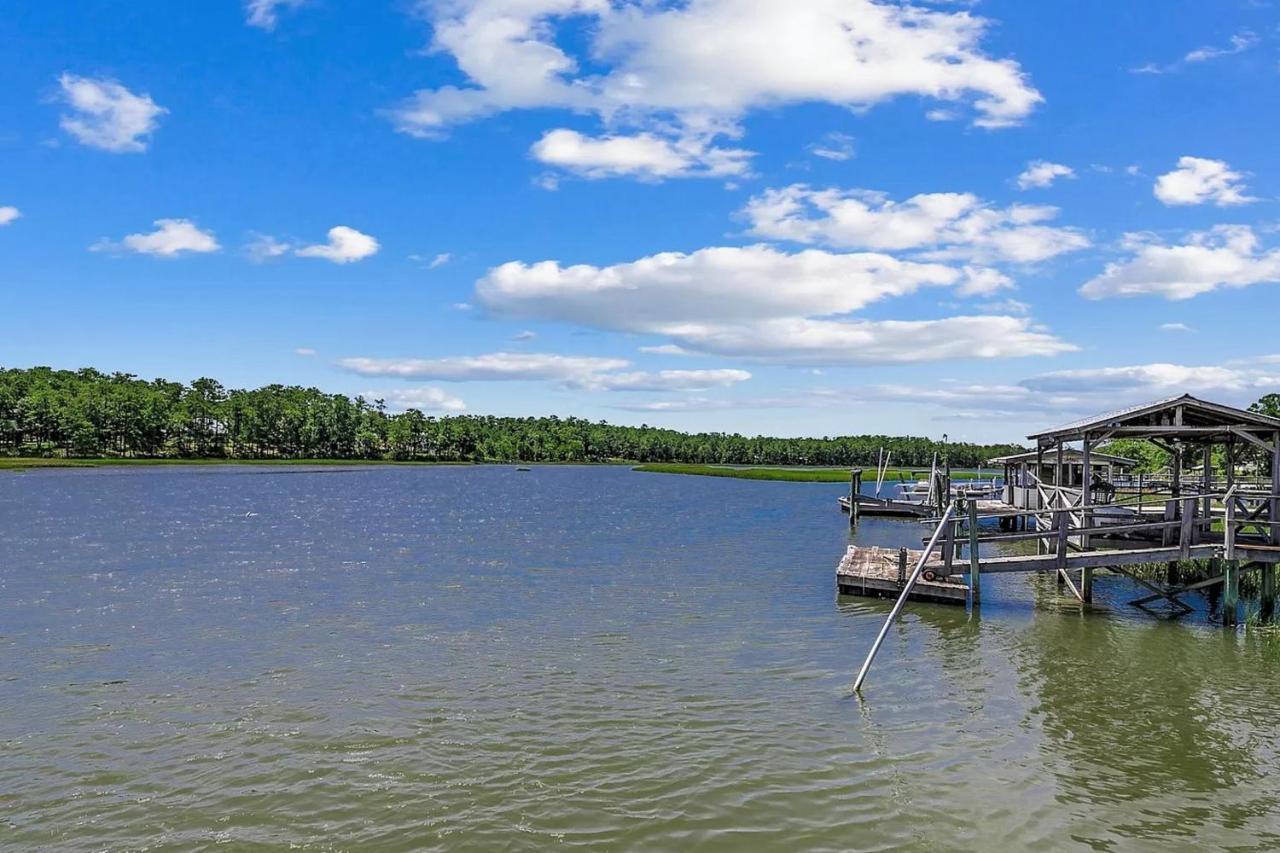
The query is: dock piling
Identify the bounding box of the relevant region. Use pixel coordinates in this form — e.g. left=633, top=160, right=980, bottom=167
left=966, top=499, right=981, bottom=606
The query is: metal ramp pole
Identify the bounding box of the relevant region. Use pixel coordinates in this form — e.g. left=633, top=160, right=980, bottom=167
left=853, top=503, right=958, bottom=694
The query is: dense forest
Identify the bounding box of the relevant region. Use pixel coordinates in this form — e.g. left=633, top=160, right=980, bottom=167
left=0, top=366, right=1024, bottom=466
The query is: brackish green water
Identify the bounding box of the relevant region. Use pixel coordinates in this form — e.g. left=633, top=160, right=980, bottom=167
left=2, top=466, right=1278, bottom=850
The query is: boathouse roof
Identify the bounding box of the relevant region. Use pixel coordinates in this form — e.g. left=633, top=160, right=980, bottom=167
left=989, top=449, right=1136, bottom=467
left=1027, top=394, right=1280, bottom=442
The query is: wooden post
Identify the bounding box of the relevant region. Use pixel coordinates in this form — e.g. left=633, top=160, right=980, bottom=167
left=1080, top=566, right=1093, bottom=603
left=1202, top=444, right=1213, bottom=538
left=1056, top=507, right=1069, bottom=572
left=967, top=498, right=981, bottom=606
left=849, top=468, right=862, bottom=526
left=1223, top=560, right=1239, bottom=627
left=1272, top=432, right=1280, bottom=547
left=1179, top=496, right=1195, bottom=559
left=1081, top=435, right=1092, bottom=550
left=943, top=505, right=956, bottom=577
left=1261, top=564, right=1276, bottom=622
left=897, top=547, right=908, bottom=586
left=1137, top=472, right=1144, bottom=514
left=1055, top=441, right=1065, bottom=510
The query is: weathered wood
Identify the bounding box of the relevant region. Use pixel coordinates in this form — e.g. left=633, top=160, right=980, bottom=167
left=967, top=498, right=981, bottom=606
left=1223, top=560, right=1239, bottom=626
left=1080, top=566, right=1093, bottom=603
left=1261, top=563, right=1277, bottom=621
left=837, top=545, right=967, bottom=604
left=1179, top=497, right=1195, bottom=560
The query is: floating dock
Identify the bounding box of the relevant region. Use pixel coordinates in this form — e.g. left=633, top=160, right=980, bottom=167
left=836, top=545, right=969, bottom=604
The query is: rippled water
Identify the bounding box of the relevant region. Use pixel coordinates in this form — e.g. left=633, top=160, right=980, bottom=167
left=2, top=465, right=1279, bottom=850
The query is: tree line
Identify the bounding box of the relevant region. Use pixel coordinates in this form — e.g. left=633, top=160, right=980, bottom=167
left=0, top=366, right=1026, bottom=466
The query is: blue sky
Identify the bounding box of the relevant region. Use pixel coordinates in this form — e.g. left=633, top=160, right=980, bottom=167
left=1, top=0, right=1278, bottom=442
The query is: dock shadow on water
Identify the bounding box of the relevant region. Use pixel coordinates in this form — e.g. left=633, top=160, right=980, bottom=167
left=2, top=465, right=1279, bottom=850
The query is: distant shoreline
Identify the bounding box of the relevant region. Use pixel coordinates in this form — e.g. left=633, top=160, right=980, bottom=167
left=631, top=463, right=994, bottom=483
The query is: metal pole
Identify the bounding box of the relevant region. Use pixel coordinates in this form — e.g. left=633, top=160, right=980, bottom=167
left=853, top=503, right=958, bottom=693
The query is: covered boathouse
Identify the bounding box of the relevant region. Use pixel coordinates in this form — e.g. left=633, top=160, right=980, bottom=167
left=838, top=394, right=1280, bottom=623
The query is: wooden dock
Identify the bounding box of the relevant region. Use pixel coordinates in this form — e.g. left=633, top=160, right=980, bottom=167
left=836, top=545, right=969, bottom=604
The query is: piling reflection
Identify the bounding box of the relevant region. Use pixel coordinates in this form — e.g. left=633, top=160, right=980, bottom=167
left=1011, top=613, right=1280, bottom=843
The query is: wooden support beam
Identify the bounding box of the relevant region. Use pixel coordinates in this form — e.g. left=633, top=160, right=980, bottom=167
left=1180, top=496, right=1195, bottom=559
left=1223, top=560, right=1239, bottom=626
left=1261, top=563, right=1276, bottom=622
left=1114, top=567, right=1195, bottom=614
left=1059, top=568, right=1082, bottom=601
left=967, top=498, right=981, bottom=606
left=1272, top=431, right=1280, bottom=547
left=1080, top=566, right=1093, bottom=603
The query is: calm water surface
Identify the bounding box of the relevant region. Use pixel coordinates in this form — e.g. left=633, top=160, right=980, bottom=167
left=2, top=465, right=1279, bottom=851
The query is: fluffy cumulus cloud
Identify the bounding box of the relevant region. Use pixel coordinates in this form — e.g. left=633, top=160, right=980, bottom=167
left=367, top=386, right=468, bottom=413
left=91, top=218, right=220, bottom=257
left=1022, top=363, right=1264, bottom=396
left=1153, top=157, right=1254, bottom=206
left=296, top=226, right=380, bottom=264
left=1080, top=226, right=1280, bottom=300
left=742, top=186, right=1089, bottom=264
left=57, top=74, right=166, bottom=153
left=1016, top=160, right=1075, bottom=190
left=531, top=129, right=751, bottom=180
left=392, top=0, right=1041, bottom=178
left=245, top=0, right=307, bottom=30
left=338, top=352, right=750, bottom=392
left=476, top=244, right=1073, bottom=364
left=853, top=358, right=1280, bottom=425
left=0, top=206, right=20, bottom=226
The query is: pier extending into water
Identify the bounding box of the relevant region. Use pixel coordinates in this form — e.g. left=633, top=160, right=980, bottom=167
left=838, top=395, right=1280, bottom=626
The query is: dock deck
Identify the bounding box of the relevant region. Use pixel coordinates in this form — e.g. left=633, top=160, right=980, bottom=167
left=836, top=545, right=969, bottom=604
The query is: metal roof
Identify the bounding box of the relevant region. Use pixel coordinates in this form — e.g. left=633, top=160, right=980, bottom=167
left=989, top=449, right=1136, bottom=466
left=1027, top=394, right=1280, bottom=441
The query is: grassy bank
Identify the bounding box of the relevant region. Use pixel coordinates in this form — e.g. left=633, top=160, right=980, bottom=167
left=632, top=463, right=994, bottom=483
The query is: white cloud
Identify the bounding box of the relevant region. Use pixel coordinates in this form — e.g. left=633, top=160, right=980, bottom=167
left=742, top=185, right=1089, bottom=264
left=1159, top=322, right=1193, bottom=333
left=0, top=206, right=20, bottom=226
left=368, top=387, right=468, bottom=413
left=576, top=368, right=750, bottom=392
left=246, top=233, right=292, bottom=262
left=429, top=252, right=451, bottom=269
left=57, top=74, right=165, bottom=153
left=338, top=351, right=750, bottom=392
left=338, top=352, right=631, bottom=382
left=531, top=129, right=751, bottom=180
left=808, top=132, right=856, bottom=162
left=1022, top=363, right=1279, bottom=397
left=1080, top=225, right=1280, bottom=300
left=1185, top=31, right=1259, bottom=64
left=1130, top=31, right=1258, bottom=74
left=1153, top=156, right=1254, bottom=207
left=91, top=218, right=220, bottom=257
left=392, top=0, right=1040, bottom=178
left=1016, top=160, right=1075, bottom=190
left=477, top=244, right=1073, bottom=364
left=511, top=330, right=537, bottom=342
left=294, top=347, right=318, bottom=356
left=246, top=0, right=307, bottom=30
left=296, top=226, right=380, bottom=264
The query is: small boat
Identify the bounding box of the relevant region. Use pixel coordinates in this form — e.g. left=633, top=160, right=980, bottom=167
left=515, top=466, right=532, bottom=472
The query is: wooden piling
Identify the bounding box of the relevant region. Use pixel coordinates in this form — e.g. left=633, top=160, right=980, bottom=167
left=1262, top=564, right=1277, bottom=622
left=1223, top=559, right=1239, bottom=626
left=966, top=498, right=981, bottom=606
